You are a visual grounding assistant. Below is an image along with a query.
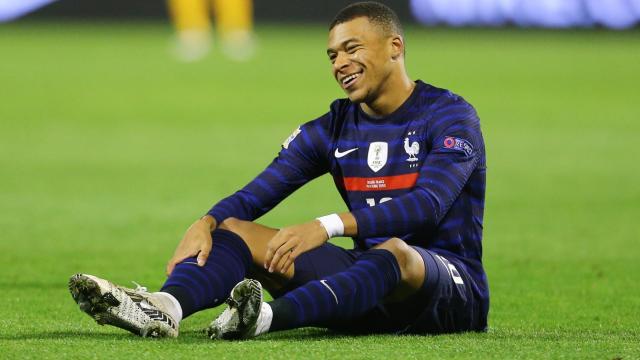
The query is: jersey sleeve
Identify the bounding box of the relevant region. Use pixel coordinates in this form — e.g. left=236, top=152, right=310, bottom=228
left=351, top=95, right=484, bottom=239
left=206, top=115, right=332, bottom=225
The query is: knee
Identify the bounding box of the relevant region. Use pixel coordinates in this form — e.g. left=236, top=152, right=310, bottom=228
left=219, top=217, right=245, bottom=234
left=374, top=238, right=424, bottom=286
left=216, top=218, right=251, bottom=248
left=374, top=238, right=413, bottom=268
left=216, top=217, right=254, bottom=254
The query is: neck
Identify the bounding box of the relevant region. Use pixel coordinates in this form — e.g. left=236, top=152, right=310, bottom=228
left=360, top=71, right=415, bottom=117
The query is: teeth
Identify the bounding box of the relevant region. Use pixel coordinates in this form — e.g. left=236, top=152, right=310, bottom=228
left=342, top=72, right=360, bottom=85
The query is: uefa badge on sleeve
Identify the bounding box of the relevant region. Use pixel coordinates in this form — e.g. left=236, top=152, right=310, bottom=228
left=443, top=136, right=474, bottom=157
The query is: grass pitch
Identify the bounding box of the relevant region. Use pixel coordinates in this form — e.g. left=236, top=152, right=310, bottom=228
left=0, top=22, right=639, bottom=359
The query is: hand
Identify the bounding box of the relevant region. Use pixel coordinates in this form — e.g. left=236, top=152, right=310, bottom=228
left=166, top=215, right=216, bottom=276
left=264, top=220, right=329, bottom=274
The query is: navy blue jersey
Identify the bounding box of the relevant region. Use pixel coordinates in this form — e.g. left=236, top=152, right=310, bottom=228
left=208, top=80, right=488, bottom=306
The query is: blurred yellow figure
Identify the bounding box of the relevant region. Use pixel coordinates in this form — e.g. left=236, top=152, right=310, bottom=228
left=168, top=0, right=255, bottom=62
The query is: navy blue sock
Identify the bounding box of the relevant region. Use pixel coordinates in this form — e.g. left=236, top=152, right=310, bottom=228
left=161, top=229, right=252, bottom=318
left=270, top=249, right=401, bottom=330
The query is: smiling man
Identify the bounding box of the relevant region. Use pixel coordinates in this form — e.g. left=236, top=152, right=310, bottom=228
left=69, top=1, right=488, bottom=339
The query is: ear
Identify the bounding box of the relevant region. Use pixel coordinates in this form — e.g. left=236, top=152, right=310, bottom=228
left=390, top=35, right=404, bottom=61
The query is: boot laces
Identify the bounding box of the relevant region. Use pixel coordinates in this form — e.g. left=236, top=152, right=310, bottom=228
left=131, top=281, right=148, bottom=293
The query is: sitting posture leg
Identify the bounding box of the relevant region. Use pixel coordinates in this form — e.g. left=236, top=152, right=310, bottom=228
left=208, top=237, right=426, bottom=339
left=158, top=218, right=294, bottom=320
left=159, top=228, right=253, bottom=318
left=68, top=228, right=254, bottom=338
left=69, top=218, right=292, bottom=338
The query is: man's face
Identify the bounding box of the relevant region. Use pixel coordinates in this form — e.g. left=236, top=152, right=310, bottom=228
left=327, top=17, right=395, bottom=104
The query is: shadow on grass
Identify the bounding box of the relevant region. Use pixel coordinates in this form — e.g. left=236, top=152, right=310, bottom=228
left=0, top=329, right=212, bottom=341
left=1, top=331, right=138, bottom=341
left=261, top=328, right=386, bottom=340
left=10, top=327, right=631, bottom=344
left=0, top=328, right=390, bottom=343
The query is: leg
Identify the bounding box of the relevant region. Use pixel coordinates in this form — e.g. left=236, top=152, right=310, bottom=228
left=208, top=237, right=483, bottom=338
left=266, top=238, right=422, bottom=332
left=400, top=249, right=487, bottom=334
left=267, top=239, right=483, bottom=335
left=68, top=218, right=294, bottom=338
left=68, top=223, right=260, bottom=338
left=207, top=241, right=360, bottom=339
left=218, top=217, right=294, bottom=290
left=168, top=0, right=211, bottom=33
left=221, top=217, right=370, bottom=298
left=212, top=0, right=255, bottom=61
left=323, top=247, right=485, bottom=335
left=208, top=238, right=407, bottom=338
left=373, top=238, right=426, bottom=303
left=167, top=0, right=212, bottom=61
left=160, top=217, right=305, bottom=319
left=160, top=228, right=253, bottom=318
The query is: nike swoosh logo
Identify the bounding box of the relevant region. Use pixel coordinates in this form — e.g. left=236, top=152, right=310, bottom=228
left=334, top=147, right=358, bottom=158
left=320, top=279, right=339, bottom=304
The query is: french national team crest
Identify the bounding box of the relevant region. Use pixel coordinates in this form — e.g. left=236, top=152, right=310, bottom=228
left=367, top=142, right=388, bottom=172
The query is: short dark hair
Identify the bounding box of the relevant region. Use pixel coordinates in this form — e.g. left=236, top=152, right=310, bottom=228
left=329, top=1, right=403, bottom=37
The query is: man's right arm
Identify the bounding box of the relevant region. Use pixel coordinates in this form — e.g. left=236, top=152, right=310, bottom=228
left=166, top=117, right=332, bottom=275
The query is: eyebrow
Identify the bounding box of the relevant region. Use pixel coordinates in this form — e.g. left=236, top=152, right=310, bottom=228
left=326, top=37, right=360, bottom=55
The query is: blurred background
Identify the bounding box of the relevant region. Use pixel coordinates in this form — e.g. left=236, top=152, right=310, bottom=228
left=1, top=0, right=639, bottom=356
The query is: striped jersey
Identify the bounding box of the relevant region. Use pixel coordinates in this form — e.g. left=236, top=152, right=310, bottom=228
left=208, top=80, right=488, bottom=306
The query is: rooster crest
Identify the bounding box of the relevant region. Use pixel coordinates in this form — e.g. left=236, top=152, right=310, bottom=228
left=404, top=137, right=420, bottom=162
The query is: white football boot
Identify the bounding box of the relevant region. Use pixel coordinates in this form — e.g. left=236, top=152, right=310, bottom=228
left=207, top=279, right=271, bottom=340
left=68, top=273, right=179, bottom=338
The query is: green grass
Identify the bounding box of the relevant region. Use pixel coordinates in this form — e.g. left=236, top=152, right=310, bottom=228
left=1, top=22, right=639, bottom=358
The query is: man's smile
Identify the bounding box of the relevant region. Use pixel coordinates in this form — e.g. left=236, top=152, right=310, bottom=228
left=340, top=70, right=363, bottom=89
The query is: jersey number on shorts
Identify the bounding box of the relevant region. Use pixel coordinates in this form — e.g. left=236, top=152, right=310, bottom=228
left=435, top=254, right=465, bottom=285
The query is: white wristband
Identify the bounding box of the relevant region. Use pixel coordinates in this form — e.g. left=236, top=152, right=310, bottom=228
left=316, top=214, right=344, bottom=239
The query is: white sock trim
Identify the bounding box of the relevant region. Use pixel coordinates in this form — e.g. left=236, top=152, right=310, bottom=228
left=254, top=302, right=273, bottom=336
left=155, top=292, right=183, bottom=323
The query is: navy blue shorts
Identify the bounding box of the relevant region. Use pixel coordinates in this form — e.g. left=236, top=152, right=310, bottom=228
left=269, top=242, right=487, bottom=334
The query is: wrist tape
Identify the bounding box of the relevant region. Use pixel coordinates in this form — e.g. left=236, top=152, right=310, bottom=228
left=316, top=213, right=344, bottom=238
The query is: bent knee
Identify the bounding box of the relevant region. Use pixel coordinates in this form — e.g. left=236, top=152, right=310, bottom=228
left=374, top=238, right=413, bottom=265
left=375, top=238, right=425, bottom=293
left=218, top=217, right=257, bottom=245
left=219, top=217, right=245, bottom=233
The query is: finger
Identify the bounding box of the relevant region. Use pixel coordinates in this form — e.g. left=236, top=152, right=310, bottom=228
left=275, top=249, right=292, bottom=273
left=197, top=250, right=210, bottom=266
left=197, top=242, right=213, bottom=267
left=281, top=258, right=293, bottom=275
left=269, top=240, right=296, bottom=273
left=166, top=260, right=175, bottom=276
left=282, top=245, right=305, bottom=274
left=166, top=256, right=181, bottom=276
left=280, top=251, right=295, bottom=274
left=264, top=230, right=286, bottom=269
left=268, top=249, right=282, bottom=273
left=166, top=248, right=198, bottom=275
left=268, top=245, right=284, bottom=273
left=264, top=246, right=274, bottom=270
